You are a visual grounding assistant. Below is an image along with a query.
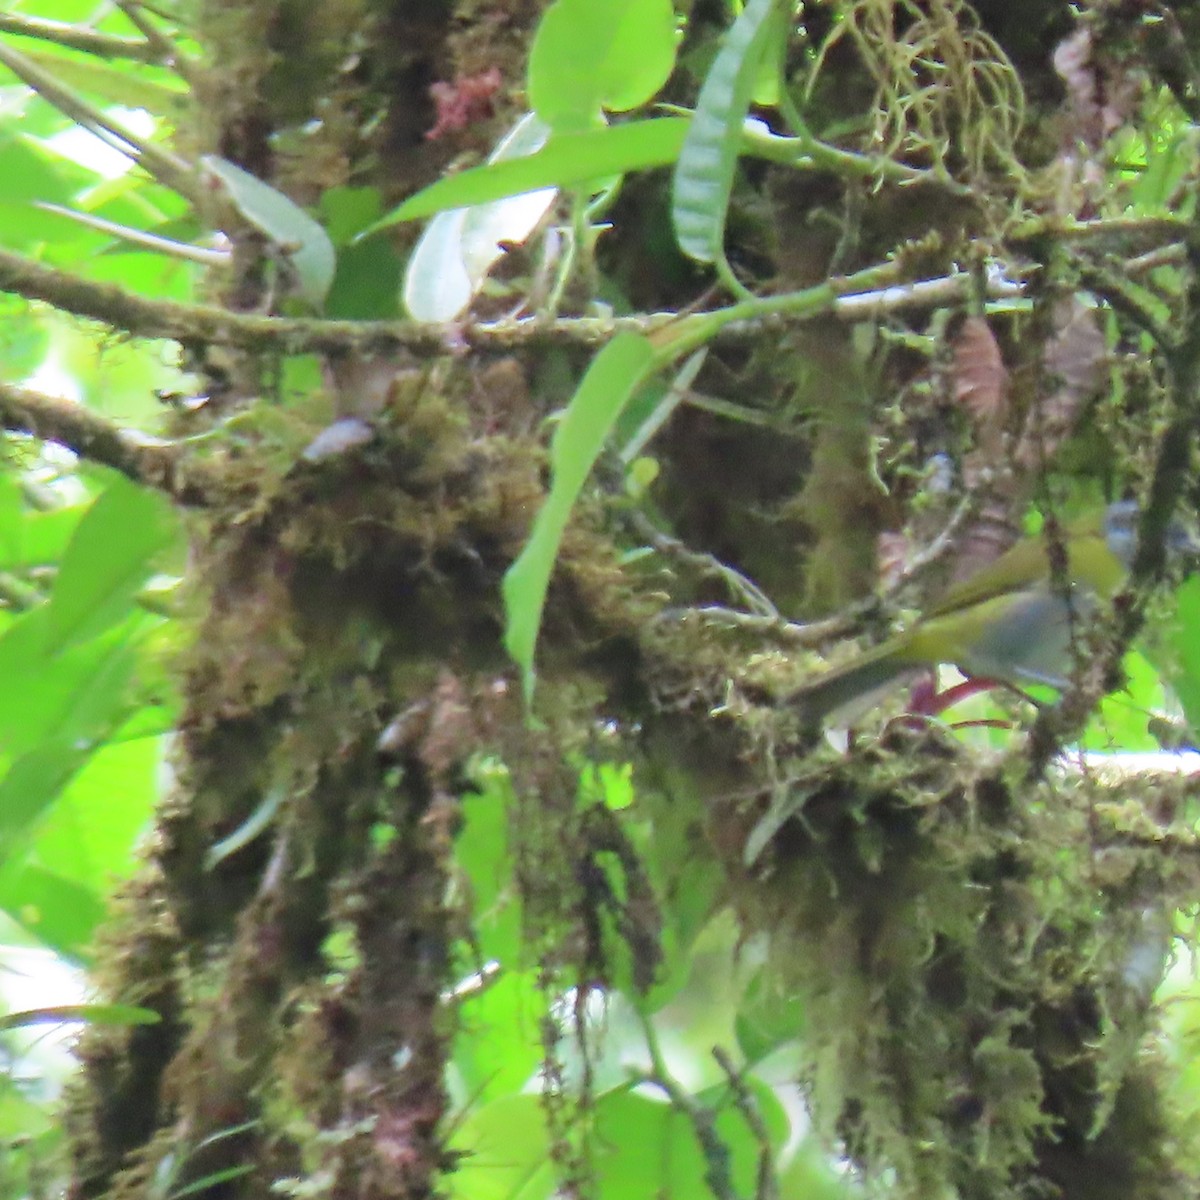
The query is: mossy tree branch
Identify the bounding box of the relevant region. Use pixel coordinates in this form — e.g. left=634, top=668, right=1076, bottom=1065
left=0, top=382, right=217, bottom=504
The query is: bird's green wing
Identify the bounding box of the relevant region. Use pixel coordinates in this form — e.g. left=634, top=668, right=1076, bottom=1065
left=922, top=514, right=1110, bottom=619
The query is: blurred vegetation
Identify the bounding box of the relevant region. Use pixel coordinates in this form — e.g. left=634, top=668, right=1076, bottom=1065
left=0, top=3, right=1200, bottom=1200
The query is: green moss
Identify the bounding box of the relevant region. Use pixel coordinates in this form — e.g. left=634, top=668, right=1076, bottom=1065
left=716, top=727, right=1200, bottom=1199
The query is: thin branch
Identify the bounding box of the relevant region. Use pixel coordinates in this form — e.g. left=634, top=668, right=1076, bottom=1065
left=712, top=1047, right=778, bottom=1200
left=0, top=14, right=158, bottom=61
left=0, top=247, right=462, bottom=356
left=679, top=605, right=867, bottom=647
left=1074, top=261, right=1175, bottom=348
left=656, top=494, right=983, bottom=650
left=1126, top=243, right=1187, bottom=275
left=622, top=509, right=780, bottom=617
left=36, top=202, right=229, bottom=266
left=1009, top=213, right=1190, bottom=248
left=0, top=246, right=1032, bottom=360
left=632, top=1013, right=740, bottom=1200
left=882, top=491, right=983, bottom=599
left=111, top=0, right=198, bottom=84
left=0, top=382, right=216, bottom=504
left=0, top=40, right=199, bottom=203
left=1027, top=222, right=1200, bottom=770
left=832, top=266, right=1025, bottom=320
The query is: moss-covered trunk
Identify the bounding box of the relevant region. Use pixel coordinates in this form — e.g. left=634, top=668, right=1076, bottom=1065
left=56, top=3, right=1200, bottom=1200
left=65, top=4, right=551, bottom=1198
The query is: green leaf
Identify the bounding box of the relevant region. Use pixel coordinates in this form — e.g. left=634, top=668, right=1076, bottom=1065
left=0, top=1003, right=159, bottom=1032
left=318, top=185, right=384, bottom=246
left=1164, top=575, right=1200, bottom=736
left=375, top=120, right=688, bottom=229
left=503, top=332, right=656, bottom=705
left=453, top=971, right=544, bottom=1104
left=591, top=1084, right=790, bottom=1199
left=528, top=0, right=678, bottom=133
left=323, top=235, right=402, bottom=319
left=20, top=50, right=189, bottom=115
left=0, top=739, right=94, bottom=853
left=319, top=186, right=401, bottom=318
left=403, top=114, right=556, bottom=322
left=735, top=967, right=805, bottom=1065
left=0, top=862, right=106, bottom=959
left=168, top=1166, right=255, bottom=1200
left=0, top=608, right=142, bottom=759
left=201, top=155, right=336, bottom=308
left=8, top=503, right=89, bottom=570
left=0, top=131, right=94, bottom=209
left=31, top=730, right=164, bottom=891
left=0, top=296, right=50, bottom=379
left=45, top=477, right=178, bottom=653
left=457, top=767, right=521, bottom=960
left=671, top=0, right=782, bottom=263
left=447, top=1095, right=554, bottom=1200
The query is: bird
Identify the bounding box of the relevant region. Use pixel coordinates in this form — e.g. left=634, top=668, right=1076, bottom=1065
left=790, top=501, right=1162, bottom=727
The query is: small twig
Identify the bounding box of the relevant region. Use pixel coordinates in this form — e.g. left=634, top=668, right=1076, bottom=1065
left=0, top=13, right=158, bottom=61
left=1074, top=261, right=1174, bottom=348
left=740, top=119, right=972, bottom=195
left=0, top=245, right=457, bottom=356
left=1010, top=213, right=1190, bottom=247
left=712, top=1048, right=778, bottom=1200
left=681, top=605, right=866, bottom=648
left=668, top=495, right=980, bottom=648
left=831, top=265, right=1024, bottom=321
left=0, top=246, right=1110, bottom=362
left=1125, top=243, right=1187, bottom=275
left=625, top=511, right=779, bottom=617
left=111, top=0, right=198, bottom=83
left=633, top=1013, right=740, bottom=1200
left=36, top=203, right=229, bottom=266
left=882, top=491, right=981, bottom=600
left=0, top=243, right=1017, bottom=356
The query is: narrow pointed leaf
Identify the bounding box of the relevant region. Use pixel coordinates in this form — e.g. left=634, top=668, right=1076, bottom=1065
left=0, top=1003, right=160, bottom=1031
left=46, top=477, right=179, bottom=653
left=371, top=120, right=688, bottom=230
left=0, top=739, right=93, bottom=851
left=671, top=0, right=782, bottom=263
left=503, top=333, right=656, bottom=704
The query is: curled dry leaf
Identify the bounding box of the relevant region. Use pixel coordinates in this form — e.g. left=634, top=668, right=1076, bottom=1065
left=877, top=530, right=911, bottom=590
left=952, top=315, right=1009, bottom=431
